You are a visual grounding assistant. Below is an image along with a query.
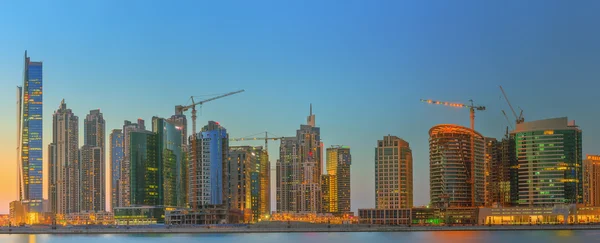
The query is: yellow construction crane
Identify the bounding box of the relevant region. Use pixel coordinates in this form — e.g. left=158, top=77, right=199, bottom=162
left=421, top=98, right=486, bottom=207
left=420, top=99, right=486, bottom=130
left=176, top=89, right=245, bottom=209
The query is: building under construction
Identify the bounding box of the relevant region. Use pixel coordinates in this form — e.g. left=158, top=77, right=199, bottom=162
left=429, top=124, right=485, bottom=208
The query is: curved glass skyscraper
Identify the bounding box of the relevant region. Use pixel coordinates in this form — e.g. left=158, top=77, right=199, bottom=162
left=429, top=124, right=485, bottom=208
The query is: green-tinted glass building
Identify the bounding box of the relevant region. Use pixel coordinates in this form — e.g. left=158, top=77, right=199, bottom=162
left=510, top=117, right=583, bottom=206
left=129, top=130, right=159, bottom=206
left=153, top=117, right=186, bottom=208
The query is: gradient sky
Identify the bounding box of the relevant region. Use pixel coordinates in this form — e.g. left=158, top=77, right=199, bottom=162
left=1, top=0, right=600, bottom=214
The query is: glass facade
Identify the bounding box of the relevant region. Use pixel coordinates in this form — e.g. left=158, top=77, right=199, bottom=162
left=20, top=52, right=43, bottom=212
left=512, top=124, right=583, bottom=205
left=129, top=131, right=159, bottom=206
left=152, top=117, right=185, bottom=207
left=429, top=125, right=485, bottom=208
left=110, top=129, right=124, bottom=210
left=191, top=121, right=228, bottom=207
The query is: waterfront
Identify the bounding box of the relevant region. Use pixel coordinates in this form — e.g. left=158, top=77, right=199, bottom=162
left=1, top=231, right=600, bottom=243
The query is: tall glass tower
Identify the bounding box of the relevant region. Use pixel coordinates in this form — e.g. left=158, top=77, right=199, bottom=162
left=18, top=51, right=44, bottom=212
left=110, top=129, right=124, bottom=211
left=511, top=117, right=583, bottom=205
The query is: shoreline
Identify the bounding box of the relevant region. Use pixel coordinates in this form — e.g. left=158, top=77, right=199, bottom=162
left=3, top=224, right=600, bottom=234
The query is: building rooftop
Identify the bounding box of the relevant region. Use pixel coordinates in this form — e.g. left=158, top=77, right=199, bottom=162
left=511, top=117, right=579, bottom=133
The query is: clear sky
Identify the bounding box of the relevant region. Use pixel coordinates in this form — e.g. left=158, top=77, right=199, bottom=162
left=1, top=0, right=600, bottom=214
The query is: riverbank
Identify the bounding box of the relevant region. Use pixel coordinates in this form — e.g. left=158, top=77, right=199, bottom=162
left=3, top=223, right=600, bottom=234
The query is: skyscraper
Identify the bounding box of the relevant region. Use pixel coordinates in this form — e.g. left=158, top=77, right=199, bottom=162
left=584, top=155, right=600, bottom=207
left=129, top=130, right=158, bottom=206
left=484, top=137, right=500, bottom=207
left=429, top=125, right=485, bottom=208
left=510, top=117, right=583, bottom=206
left=189, top=121, right=229, bottom=208
left=325, top=146, right=351, bottom=213
left=375, top=136, right=413, bottom=209
left=277, top=137, right=297, bottom=212
left=228, top=146, right=269, bottom=222
left=80, top=110, right=106, bottom=212
left=120, top=119, right=146, bottom=207
left=17, top=51, right=44, bottom=212
left=484, top=134, right=514, bottom=207
left=79, top=146, right=104, bottom=212
left=152, top=117, right=186, bottom=207
left=49, top=100, right=79, bottom=215
left=110, top=129, right=123, bottom=211
left=276, top=105, right=322, bottom=213
left=227, top=146, right=251, bottom=213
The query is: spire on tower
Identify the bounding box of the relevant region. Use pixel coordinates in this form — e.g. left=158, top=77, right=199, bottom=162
left=307, top=104, right=316, bottom=127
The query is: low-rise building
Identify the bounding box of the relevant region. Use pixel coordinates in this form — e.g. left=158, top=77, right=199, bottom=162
left=359, top=207, right=477, bottom=225
left=165, top=206, right=242, bottom=225
left=270, top=212, right=356, bottom=224
left=64, top=211, right=114, bottom=225
left=114, top=206, right=165, bottom=225
left=358, top=208, right=412, bottom=225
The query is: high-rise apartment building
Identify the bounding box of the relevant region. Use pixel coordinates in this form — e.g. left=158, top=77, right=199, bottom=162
left=510, top=117, right=583, bottom=206
left=80, top=110, right=106, bottom=212
left=276, top=105, right=322, bottom=213
left=80, top=146, right=104, bottom=211
left=48, top=100, right=79, bottom=215
left=429, top=125, right=485, bottom=208
left=17, top=51, right=44, bottom=212
left=484, top=134, right=514, bottom=207
left=375, top=136, right=413, bottom=209
left=110, top=129, right=123, bottom=211
left=120, top=119, right=146, bottom=207
left=228, top=146, right=269, bottom=222
left=227, top=146, right=251, bottom=213
left=584, top=155, right=600, bottom=206
left=189, top=121, right=229, bottom=208
left=277, top=137, right=296, bottom=212
left=484, top=138, right=500, bottom=207
left=324, top=146, right=351, bottom=213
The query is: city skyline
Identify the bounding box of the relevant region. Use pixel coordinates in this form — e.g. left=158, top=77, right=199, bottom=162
left=2, top=1, right=600, bottom=215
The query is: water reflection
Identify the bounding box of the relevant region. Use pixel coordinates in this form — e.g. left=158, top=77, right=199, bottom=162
left=555, top=230, right=573, bottom=237
left=0, top=231, right=596, bottom=243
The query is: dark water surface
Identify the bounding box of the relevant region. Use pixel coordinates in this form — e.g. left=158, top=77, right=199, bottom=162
left=2, top=231, right=600, bottom=243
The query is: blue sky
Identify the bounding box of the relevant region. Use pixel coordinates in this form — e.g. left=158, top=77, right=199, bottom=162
left=0, top=0, right=599, bottom=213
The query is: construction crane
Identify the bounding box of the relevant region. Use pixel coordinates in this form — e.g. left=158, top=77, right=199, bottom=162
left=229, top=131, right=285, bottom=152
left=230, top=131, right=285, bottom=172
left=499, top=85, right=524, bottom=124
left=420, top=99, right=486, bottom=130
left=501, top=110, right=514, bottom=130
left=176, top=89, right=245, bottom=209
left=421, top=98, right=486, bottom=207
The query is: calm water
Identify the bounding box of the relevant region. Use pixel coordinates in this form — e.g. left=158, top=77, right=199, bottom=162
left=2, top=231, right=600, bottom=243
